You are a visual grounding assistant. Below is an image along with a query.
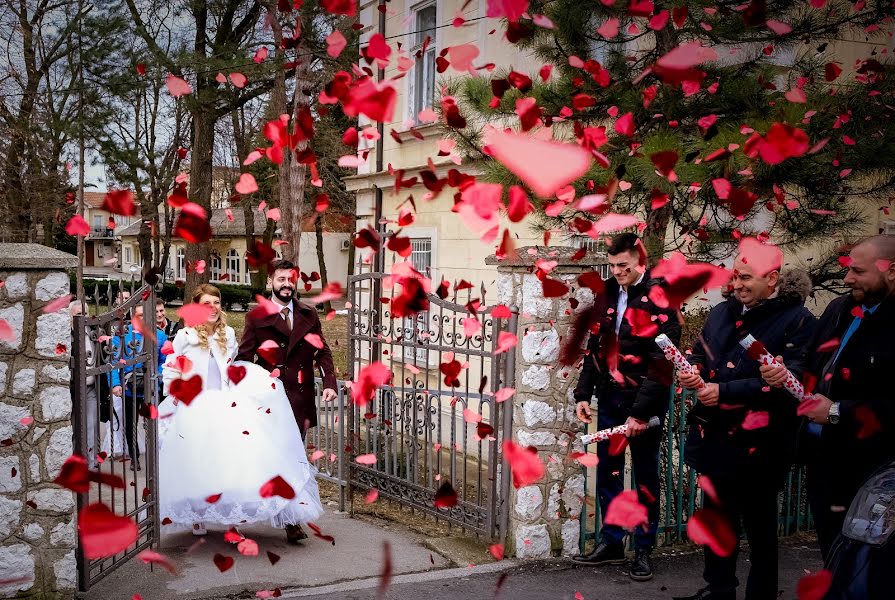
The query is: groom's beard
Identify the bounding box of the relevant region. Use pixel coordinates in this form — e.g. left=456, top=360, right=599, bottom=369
left=273, top=285, right=294, bottom=303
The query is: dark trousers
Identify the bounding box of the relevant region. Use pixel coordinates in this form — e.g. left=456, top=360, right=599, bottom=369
left=124, top=392, right=143, bottom=463
left=597, top=392, right=662, bottom=551
left=806, top=461, right=848, bottom=563
left=702, top=474, right=779, bottom=600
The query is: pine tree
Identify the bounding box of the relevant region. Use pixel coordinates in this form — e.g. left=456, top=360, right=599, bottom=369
left=445, top=0, right=895, bottom=266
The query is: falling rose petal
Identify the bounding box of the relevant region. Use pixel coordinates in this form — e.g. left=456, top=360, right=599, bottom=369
left=304, top=333, right=324, bottom=349
left=253, top=47, right=269, bottom=63
left=597, top=18, right=619, bottom=39
left=65, top=214, right=90, bottom=237
left=259, top=475, right=295, bottom=500
left=342, top=78, right=397, bottom=123
left=173, top=202, right=211, bottom=243
left=604, top=489, right=648, bottom=530
left=19, top=416, right=33, bottom=426
left=687, top=508, right=737, bottom=557
left=321, top=0, right=356, bottom=16
left=463, top=408, right=482, bottom=423
left=494, top=331, right=518, bottom=354
left=697, top=475, right=721, bottom=505
left=78, top=503, right=139, bottom=560
left=168, top=375, right=203, bottom=406
left=657, top=41, right=719, bottom=70
left=237, top=538, right=259, bottom=556
left=447, top=43, right=480, bottom=73
left=759, top=123, right=809, bottom=165
left=489, top=543, right=504, bottom=560
left=102, top=189, right=137, bottom=216
left=796, top=570, right=833, bottom=600
left=54, top=454, right=90, bottom=492
left=738, top=237, right=783, bottom=277
left=434, top=482, right=459, bottom=508
left=365, top=489, right=379, bottom=504
left=351, top=362, right=392, bottom=406
left=43, top=294, right=74, bottom=314
left=494, top=387, right=515, bottom=402
left=742, top=411, right=770, bottom=430
left=176, top=303, right=214, bottom=327
left=649, top=10, right=669, bottom=30
left=484, top=128, right=592, bottom=199
left=625, top=308, right=659, bottom=337
left=766, top=20, right=793, bottom=35
left=326, top=30, right=348, bottom=58
left=825, top=62, right=843, bottom=82
left=213, top=553, right=234, bottom=573
left=235, top=173, right=259, bottom=194
left=166, top=74, right=193, bottom=97
left=503, top=440, right=545, bottom=488
left=355, top=453, right=377, bottom=465
left=137, top=550, right=178, bottom=574
left=485, top=0, right=529, bottom=22
left=614, top=112, right=635, bottom=137
left=593, top=213, right=640, bottom=235
left=572, top=452, right=599, bottom=468
left=229, top=73, right=248, bottom=88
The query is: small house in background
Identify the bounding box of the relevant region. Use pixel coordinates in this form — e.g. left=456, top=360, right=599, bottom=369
left=116, top=210, right=353, bottom=291
left=81, top=191, right=137, bottom=277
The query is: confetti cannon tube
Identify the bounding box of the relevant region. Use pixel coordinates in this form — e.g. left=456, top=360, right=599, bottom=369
left=738, top=334, right=806, bottom=401
left=580, top=416, right=661, bottom=445
left=655, top=333, right=704, bottom=389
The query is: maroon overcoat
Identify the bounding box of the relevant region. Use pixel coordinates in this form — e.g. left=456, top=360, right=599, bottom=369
left=236, top=299, right=336, bottom=433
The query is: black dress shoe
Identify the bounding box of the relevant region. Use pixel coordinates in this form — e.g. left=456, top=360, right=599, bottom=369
left=629, top=548, right=653, bottom=581
left=673, top=586, right=735, bottom=600
left=285, top=523, right=308, bottom=544
left=570, top=541, right=626, bottom=566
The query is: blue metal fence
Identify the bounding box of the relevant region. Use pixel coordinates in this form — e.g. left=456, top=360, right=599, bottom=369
left=579, top=388, right=813, bottom=552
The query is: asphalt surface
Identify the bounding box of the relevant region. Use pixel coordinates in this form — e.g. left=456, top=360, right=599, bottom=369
left=288, top=542, right=823, bottom=600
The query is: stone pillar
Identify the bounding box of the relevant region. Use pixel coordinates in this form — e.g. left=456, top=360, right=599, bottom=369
left=0, top=244, right=78, bottom=599
left=489, top=246, right=605, bottom=559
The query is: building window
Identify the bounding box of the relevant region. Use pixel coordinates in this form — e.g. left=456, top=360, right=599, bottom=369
left=211, top=253, right=222, bottom=281
left=177, top=248, right=185, bottom=280
left=410, top=2, right=437, bottom=121
left=884, top=221, right=895, bottom=236
left=572, top=236, right=612, bottom=279
left=93, top=214, right=103, bottom=230
left=404, top=237, right=433, bottom=363
left=243, top=252, right=251, bottom=282
left=124, top=245, right=132, bottom=265
left=227, top=249, right=241, bottom=284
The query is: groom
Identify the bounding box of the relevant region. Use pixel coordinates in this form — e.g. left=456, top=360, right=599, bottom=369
left=237, top=258, right=337, bottom=543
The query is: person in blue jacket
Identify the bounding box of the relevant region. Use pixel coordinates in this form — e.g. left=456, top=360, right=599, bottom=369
left=109, top=303, right=167, bottom=471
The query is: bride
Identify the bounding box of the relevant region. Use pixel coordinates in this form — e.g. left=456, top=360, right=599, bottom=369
left=159, top=284, right=323, bottom=540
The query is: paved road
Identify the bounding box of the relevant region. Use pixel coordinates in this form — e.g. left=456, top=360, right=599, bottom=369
left=287, top=543, right=823, bottom=600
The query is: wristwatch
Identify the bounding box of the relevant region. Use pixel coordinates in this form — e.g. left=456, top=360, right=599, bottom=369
left=828, top=402, right=841, bottom=425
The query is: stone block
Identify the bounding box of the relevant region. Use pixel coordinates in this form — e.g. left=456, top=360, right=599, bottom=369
left=22, top=522, right=44, bottom=542
left=0, top=361, right=8, bottom=395
left=516, top=429, right=557, bottom=448
left=0, top=544, right=34, bottom=595
left=0, top=402, right=30, bottom=440
left=496, top=272, right=515, bottom=306
left=12, top=368, right=36, bottom=397
left=573, top=285, right=596, bottom=314
left=35, top=312, right=71, bottom=358
left=0, top=303, right=24, bottom=351
left=3, top=272, right=29, bottom=300
left=50, top=520, right=75, bottom=547
left=514, top=485, right=544, bottom=521
left=40, top=386, right=72, bottom=422
left=29, top=454, right=40, bottom=482
left=35, top=272, right=70, bottom=302
left=0, top=495, right=23, bottom=537
left=562, top=474, right=586, bottom=517
left=521, top=399, right=556, bottom=428
left=561, top=519, right=581, bottom=556
left=547, top=483, right=561, bottom=518
left=514, top=523, right=551, bottom=559
left=41, top=364, right=70, bottom=384
left=546, top=453, right=566, bottom=480
left=520, top=365, right=550, bottom=391
left=45, top=426, right=73, bottom=479
left=0, top=455, right=21, bottom=492
left=27, top=488, right=74, bottom=513
left=53, top=550, right=77, bottom=590
left=521, top=274, right=553, bottom=319
left=520, top=328, right=559, bottom=364
left=31, top=426, right=46, bottom=443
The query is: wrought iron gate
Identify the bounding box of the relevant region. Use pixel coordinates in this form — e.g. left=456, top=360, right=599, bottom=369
left=71, top=282, right=160, bottom=592
left=347, top=266, right=518, bottom=541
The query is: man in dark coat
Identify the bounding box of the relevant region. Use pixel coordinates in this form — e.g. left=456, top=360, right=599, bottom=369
left=675, top=246, right=816, bottom=600
left=155, top=299, right=182, bottom=340
left=570, top=233, right=681, bottom=582
left=237, top=259, right=337, bottom=544
left=760, top=234, right=895, bottom=560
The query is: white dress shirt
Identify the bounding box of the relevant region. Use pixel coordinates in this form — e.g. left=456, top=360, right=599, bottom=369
left=616, top=272, right=646, bottom=334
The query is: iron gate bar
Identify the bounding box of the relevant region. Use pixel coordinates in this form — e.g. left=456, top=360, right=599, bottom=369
left=347, top=266, right=516, bottom=541
left=73, top=282, right=160, bottom=592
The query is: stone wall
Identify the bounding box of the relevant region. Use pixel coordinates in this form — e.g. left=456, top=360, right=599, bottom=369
left=490, top=247, right=605, bottom=559
left=0, top=245, right=78, bottom=599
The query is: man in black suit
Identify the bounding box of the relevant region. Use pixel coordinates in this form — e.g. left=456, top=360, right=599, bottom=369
left=570, top=233, right=681, bottom=581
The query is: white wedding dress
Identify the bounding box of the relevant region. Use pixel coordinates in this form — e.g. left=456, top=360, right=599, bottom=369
left=158, top=326, right=323, bottom=531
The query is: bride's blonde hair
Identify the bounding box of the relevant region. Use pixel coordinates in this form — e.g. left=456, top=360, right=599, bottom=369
left=190, top=284, right=228, bottom=354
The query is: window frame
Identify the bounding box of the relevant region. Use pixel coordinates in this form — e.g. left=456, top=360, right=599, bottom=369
left=408, top=1, right=438, bottom=123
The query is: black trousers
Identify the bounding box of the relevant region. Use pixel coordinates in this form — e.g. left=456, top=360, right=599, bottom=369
left=702, top=473, right=779, bottom=600
left=124, top=392, right=143, bottom=463
left=596, top=390, right=663, bottom=550
left=806, top=460, right=849, bottom=563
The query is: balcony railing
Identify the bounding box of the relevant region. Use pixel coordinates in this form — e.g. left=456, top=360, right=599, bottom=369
left=89, top=228, right=116, bottom=239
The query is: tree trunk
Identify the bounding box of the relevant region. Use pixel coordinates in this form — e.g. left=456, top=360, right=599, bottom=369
left=185, top=107, right=215, bottom=293
left=314, top=213, right=332, bottom=313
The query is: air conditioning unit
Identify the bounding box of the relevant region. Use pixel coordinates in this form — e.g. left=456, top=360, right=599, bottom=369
left=340, top=239, right=351, bottom=251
